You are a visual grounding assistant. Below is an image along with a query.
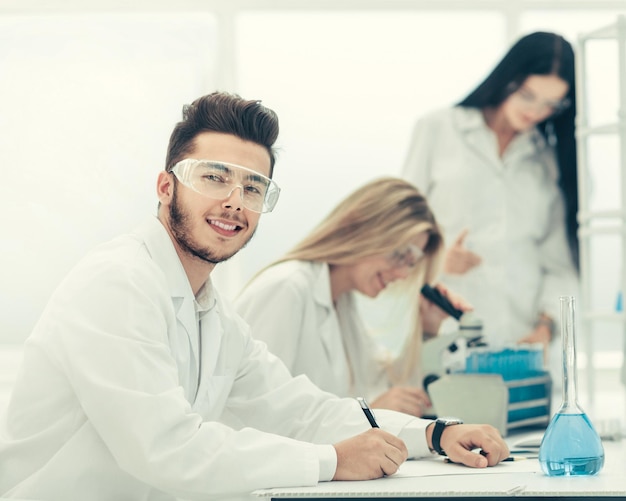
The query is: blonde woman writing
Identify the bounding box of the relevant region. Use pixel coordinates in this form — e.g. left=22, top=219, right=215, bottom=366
left=235, top=177, right=469, bottom=417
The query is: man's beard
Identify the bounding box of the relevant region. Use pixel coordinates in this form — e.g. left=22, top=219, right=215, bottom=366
left=169, top=185, right=255, bottom=265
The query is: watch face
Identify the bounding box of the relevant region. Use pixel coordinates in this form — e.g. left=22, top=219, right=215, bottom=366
left=437, top=417, right=463, bottom=425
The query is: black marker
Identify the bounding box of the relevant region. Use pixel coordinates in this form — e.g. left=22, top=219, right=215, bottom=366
left=356, top=397, right=379, bottom=428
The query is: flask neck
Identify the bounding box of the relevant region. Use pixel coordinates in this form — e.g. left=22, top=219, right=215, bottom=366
left=560, top=296, right=583, bottom=413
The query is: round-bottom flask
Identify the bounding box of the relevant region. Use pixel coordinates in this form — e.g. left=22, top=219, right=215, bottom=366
left=538, top=296, right=604, bottom=476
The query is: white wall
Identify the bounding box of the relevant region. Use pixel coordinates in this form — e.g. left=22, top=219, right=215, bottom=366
left=0, top=13, right=218, bottom=344
left=1, top=4, right=625, bottom=369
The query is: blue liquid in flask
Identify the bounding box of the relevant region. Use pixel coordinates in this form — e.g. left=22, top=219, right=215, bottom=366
left=538, top=413, right=604, bottom=476
left=538, top=296, right=604, bottom=476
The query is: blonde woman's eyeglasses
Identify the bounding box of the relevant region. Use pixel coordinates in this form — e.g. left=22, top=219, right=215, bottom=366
left=387, top=244, right=424, bottom=269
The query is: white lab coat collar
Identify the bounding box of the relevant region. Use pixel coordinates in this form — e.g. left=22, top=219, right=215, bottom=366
left=308, top=261, right=350, bottom=368
left=311, top=261, right=335, bottom=310
left=452, top=106, right=549, bottom=160
left=308, top=262, right=363, bottom=390
left=137, top=216, right=195, bottom=302
left=133, top=217, right=206, bottom=390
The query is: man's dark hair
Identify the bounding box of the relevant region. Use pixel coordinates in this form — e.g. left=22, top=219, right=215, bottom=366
left=165, top=91, right=280, bottom=176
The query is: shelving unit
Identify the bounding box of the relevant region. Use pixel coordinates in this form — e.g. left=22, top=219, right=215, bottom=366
left=576, top=16, right=626, bottom=400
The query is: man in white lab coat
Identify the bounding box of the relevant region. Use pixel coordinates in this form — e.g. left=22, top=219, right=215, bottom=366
left=0, top=92, right=509, bottom=501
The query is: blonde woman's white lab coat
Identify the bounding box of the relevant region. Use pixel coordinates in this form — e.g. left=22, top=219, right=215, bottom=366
left=0, top=218, right=431, bottom=501
left=235, top=260, right=415, bottom=402
left=402, top=106, right=578, bottom=345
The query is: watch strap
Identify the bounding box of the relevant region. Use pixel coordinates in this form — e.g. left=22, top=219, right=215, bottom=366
left=432, top=418, right=462, bottom=456
left=431, top=420, right=447, bottom=455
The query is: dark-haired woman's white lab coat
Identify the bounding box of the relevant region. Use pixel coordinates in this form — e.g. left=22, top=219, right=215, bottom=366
left=402, top=106, right=578, bottom=349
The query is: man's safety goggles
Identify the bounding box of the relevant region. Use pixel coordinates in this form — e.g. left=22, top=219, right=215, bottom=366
left=170, top=159, right=281, bottom=213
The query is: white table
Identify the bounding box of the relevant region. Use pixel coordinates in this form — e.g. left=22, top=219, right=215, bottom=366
left=255, top=440, right=626, bottom=500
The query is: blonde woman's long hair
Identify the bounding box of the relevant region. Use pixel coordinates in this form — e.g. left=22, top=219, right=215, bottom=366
left=265, top=176, right=445, bottom=384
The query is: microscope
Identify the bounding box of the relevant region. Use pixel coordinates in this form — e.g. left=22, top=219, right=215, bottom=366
left=420, top=284, right=552, bottom=436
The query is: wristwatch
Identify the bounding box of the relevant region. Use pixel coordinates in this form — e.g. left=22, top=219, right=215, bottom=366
left=431, top=417, right=463, bottom=456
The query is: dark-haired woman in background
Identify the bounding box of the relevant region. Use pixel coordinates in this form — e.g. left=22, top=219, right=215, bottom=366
left=402, top=31, right=578, bottom=359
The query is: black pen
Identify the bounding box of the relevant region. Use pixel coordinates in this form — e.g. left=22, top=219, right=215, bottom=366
left=444, top=456, right=528, bottom=464
left=356, top=397, right=379, bottom=428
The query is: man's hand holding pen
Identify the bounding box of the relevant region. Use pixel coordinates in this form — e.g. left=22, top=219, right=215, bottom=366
left=332, top=429, right=409, bottom=480
left=333, top=398, right=510, bottom=481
